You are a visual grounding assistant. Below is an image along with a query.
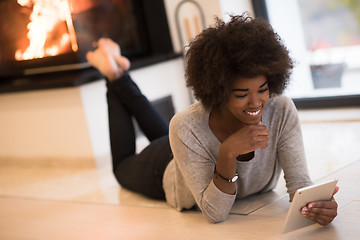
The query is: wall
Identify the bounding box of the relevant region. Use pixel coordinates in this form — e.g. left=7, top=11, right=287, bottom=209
left=164, top=0, right=254, bottom=53
left=0, top=57, right=190, bottom=167
left=0, top=87, right=95, bottom=167
left=0, top=0, right=254, bottom=167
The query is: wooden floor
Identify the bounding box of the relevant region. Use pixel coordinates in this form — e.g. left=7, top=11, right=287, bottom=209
left=1, top=107, right=360, bottom=240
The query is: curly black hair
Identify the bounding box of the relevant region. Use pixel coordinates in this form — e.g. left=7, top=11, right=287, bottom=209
left=185, top=13, right=294, bottom=109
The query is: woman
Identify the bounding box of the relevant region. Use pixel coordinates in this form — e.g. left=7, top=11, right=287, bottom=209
left=86, top=14, right=338, bottom=224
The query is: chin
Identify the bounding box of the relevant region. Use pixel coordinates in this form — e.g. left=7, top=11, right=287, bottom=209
left=247, top=119, right=261, bottom=125
left=242, top=113, right=262, bottom=125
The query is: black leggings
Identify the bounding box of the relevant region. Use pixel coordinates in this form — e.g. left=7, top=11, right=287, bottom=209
left=106, top=73, right=173, bottom=199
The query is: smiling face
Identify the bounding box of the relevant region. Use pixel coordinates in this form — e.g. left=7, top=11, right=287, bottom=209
left=222, top=75, right=270, bottom=127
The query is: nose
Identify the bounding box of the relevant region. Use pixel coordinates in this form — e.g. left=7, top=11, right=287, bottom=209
left=248, top=94, right=261, bottom=108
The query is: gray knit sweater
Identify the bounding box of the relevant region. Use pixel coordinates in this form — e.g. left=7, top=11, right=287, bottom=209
left=164, top=95, right=313, bottom=223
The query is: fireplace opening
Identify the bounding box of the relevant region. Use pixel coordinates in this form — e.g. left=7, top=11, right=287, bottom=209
left=0, top=0, right=175, bottom=93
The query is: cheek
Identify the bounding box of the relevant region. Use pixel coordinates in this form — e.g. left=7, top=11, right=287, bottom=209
left=228, top=98, right=246, bottom=108
left=227, top=100, right=247, bottom=115
left=262, top=94, right=269, bottom=104
left=258, top=90, right=270, bottom=106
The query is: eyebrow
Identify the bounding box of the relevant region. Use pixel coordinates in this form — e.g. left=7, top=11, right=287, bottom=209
left=232, top=81, right=269, bottom=92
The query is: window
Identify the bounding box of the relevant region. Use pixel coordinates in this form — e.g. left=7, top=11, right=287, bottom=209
left=256, top=0, right=360, bottom=107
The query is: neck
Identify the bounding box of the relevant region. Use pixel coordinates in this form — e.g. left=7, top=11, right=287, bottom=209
left=218, top=108, right=246, bottom=133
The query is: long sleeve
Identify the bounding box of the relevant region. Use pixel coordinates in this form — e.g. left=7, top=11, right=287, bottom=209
left=274, top=97, right=313, bottom=200
left=168, top=115, right=236, bottom=222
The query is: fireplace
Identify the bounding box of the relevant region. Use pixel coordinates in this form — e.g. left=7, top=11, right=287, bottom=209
left=0, top=0, right=175, bottom=93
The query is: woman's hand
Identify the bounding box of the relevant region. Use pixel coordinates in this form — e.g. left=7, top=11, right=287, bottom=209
left=222, top=123, right=269, bottom=158
left=86, top=38, right=130, bottom=81
left=300, top=186, right=339, bottom=226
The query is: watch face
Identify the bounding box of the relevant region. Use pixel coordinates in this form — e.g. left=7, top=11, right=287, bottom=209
left=231, top=175, right=239, bottom=182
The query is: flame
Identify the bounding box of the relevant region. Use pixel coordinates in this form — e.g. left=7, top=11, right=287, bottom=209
left=15, top=0, right=78, bottom=61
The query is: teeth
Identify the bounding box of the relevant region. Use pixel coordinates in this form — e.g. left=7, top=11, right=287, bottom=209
left=246, top=109, right=260, bottom=116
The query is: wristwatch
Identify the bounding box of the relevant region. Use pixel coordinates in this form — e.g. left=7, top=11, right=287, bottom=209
left=214, top=167, right=239, bottom=183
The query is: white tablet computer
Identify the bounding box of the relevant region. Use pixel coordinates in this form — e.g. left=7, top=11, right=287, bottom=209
left=283, top=179, right=338, bottom=233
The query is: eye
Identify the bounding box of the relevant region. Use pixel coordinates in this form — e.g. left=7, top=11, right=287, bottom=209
left=258, top=88, right=269, bottom=93
left=235, top=94, right=247, bottom=99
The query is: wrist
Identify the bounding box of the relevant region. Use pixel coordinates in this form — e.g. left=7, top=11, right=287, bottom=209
left=214, top=166, right=238, bottom=183
left=219, top=143, right=238, bottom=162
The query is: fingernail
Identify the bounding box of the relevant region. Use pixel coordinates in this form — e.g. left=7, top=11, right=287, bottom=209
left=301, top=207, right=307, bottom=215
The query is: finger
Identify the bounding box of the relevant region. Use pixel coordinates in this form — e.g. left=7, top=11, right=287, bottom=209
left=246, top=133, right=267, bottom=144
left=86, top=51, right=94, bottom=64
left=303, top=210, right=335, bottom=226
left=247, top=125, right=268, bottom=135
left=115, top=56, right=131, bottom=71
left=258, top=130, right=269, bottom=136
left=255, top=128, right=269, bottom=136
left=307, top=206, right=337, bottom=218
left=251, top=124, right=267, bottom=130
left=308, top=199, right=338, bottom=210
left=301, top=207, right=336, bottom=226
left=97, top=38, right=106, bottom=47
left=308, top=215, right=332, bottom=226
left=93, top=38, right=108, bottom=48
left=98, top=38, right=120, bottom=56
left=107, top=39, right=121, bottom=56
left=304, top=200, right=338, bottom=221
left=251, top=137, right=268, bottom=150
left=258, top=142, right=268, bottom=149
left=332, top=186, right=339, bottom=197
left=255, top=135, right=268, bottom=143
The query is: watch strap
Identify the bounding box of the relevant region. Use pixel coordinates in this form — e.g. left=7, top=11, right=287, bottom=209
left=214, top=167, right=238, bottom=183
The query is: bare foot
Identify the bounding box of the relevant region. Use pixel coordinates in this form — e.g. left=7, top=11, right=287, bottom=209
left=86, top=38, right=130, bottom=81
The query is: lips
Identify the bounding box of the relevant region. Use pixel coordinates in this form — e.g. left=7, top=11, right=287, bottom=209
left=245, top=109, right=261, bottom=116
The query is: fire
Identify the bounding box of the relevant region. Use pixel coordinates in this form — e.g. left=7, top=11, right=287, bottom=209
left=15, top=0, right=78, bottom=61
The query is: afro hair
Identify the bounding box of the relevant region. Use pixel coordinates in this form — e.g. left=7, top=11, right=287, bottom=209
left=185, top=13, right=294, bottom=109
